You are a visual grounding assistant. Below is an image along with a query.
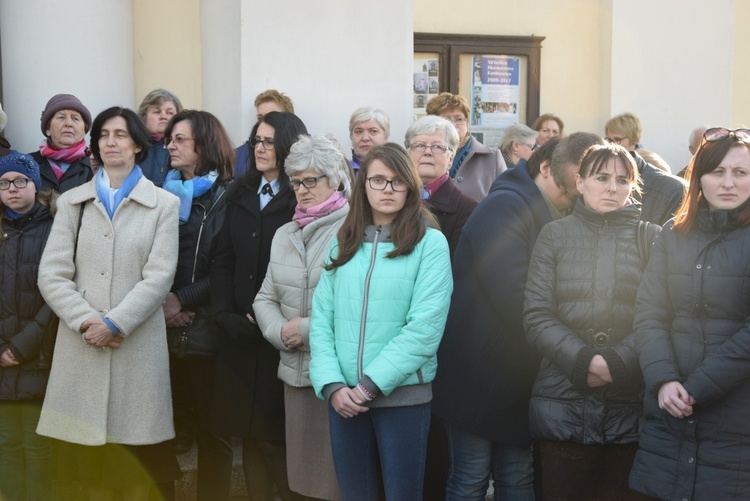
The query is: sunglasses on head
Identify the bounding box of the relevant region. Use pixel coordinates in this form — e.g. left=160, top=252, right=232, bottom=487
left=703, top=127, right=750, bottom=143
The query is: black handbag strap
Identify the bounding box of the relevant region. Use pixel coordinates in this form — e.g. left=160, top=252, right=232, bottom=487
left=72, top=202, right=85, bottom=263
left=636, top=220, right=656, bottom=267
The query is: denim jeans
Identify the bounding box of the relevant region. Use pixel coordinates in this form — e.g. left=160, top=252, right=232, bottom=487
left=445, top=424, right=535, bottom=501
left=328, top=402, right=431, bottom=501
left=0, top=400, right=53, bottom=501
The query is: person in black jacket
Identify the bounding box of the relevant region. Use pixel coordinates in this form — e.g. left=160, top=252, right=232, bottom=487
left=29, top=93, right=93, bottom=193
left=210, top=112, right=307, bottom=501
left=630, top=127, right=750, bottom=500
left=161, top=110, right=234, bottom=500
left=524, top=144, right=657, bottom=501
left=0, top=152, right=57, bottom=501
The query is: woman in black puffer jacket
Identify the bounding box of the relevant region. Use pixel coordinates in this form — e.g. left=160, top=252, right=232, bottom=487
left=0, top=152, right=57, bottom=501
left=524, top=144, right=658, bottom=500
left=630, top=128, right=750, bottom=500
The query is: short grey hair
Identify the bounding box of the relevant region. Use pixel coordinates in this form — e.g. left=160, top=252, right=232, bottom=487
left=404, top=115, right=459, bottom=152
left=348, top=106, right=390, bottom=138
left=499, top=124, right=539, bottom=155
left=137, top=88, right=183, bottom=121
left=285, top=135, right=352, bottom=197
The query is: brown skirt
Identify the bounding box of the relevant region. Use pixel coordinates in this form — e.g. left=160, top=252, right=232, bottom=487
left=284, top=384, right=340, bottom=500
left=540, top=441, right=657, bottom=501
left=55, top=438, right=182, bottom=489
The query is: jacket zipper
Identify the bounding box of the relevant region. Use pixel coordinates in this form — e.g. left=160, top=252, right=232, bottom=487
left=358, top=227, right=380, bottom=379
left=190, top=189, right=226, bottom=282
left=298, top=267, right=309, bottom=386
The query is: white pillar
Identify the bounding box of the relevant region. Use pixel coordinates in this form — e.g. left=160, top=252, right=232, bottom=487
left=200, top=0, right=414, bottom=149
left=0, top=0, right=134, bottom=153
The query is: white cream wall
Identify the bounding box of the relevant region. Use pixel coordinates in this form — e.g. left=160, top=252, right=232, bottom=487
left=732, top=0, right=750, bottom=128
left=0, top=0, right=135, bottom=153
left=609, top=0, right=735, bottom=171
left=202, top=0, right=414, bottom=150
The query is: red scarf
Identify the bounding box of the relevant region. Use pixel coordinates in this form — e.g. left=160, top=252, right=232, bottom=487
left=423, top=173, right=450, bottom=199
left=39, top=139, right=88, bottom=180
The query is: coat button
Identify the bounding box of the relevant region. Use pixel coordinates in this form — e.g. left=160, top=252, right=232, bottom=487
left=688, top=457, right=694, bottom=464
left=252, top=232, right=258, bottom=238
left=103, top=271, right=109, bottom=278
left=696, top=264, right=702, bottom=269
left=706, top=265, right=711, bottom=270
left=457, top=176, right=464, bottom=183
left=249, top=274, right=254, bottom=280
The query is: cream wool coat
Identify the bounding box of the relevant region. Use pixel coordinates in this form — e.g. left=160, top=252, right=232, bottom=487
left=37, top=176, right=179, bottom=446
left=254, top=204, right=349, bottom=387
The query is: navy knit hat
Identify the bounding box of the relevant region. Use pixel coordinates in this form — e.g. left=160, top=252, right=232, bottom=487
left=0, top=151, right=42, bottom=190
left=40, top=94, right=92, bottom=135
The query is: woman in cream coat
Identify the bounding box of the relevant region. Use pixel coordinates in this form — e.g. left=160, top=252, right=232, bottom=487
left=254, top=135, right=350, bottom=500
left=37, top=107, right=180, bottom=500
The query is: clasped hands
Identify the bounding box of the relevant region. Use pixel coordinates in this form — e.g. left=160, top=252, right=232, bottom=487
left=163, top=292, right=195, bottom=328
left=658, top=381, right=696, bottom=419
left=80, top=318, right=121, bottom=349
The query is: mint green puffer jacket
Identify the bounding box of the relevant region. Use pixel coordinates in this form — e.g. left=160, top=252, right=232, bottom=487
left=309, top=226, right=452, bottom=402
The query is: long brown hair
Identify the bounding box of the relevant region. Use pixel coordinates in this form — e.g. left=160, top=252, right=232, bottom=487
left=327, top=143, right=436, bottom=269
left=673, top=137, right=750, bottom=234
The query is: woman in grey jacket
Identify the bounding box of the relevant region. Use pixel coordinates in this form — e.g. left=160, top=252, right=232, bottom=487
left=254, top=135, right=351, bottom=499
left=524, top=144, right=656, bottom=500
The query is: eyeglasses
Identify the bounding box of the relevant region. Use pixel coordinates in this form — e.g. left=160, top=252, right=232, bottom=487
left=524, top=143, right=536, bottom=149
left=704, top=127, right=750, bottom=143
left=442, top=116, right=467, bottom=125
left=250, top=137, right=275, bottom=150
left=604, top=136, right=627, bottom=145
left=366, top=176, right=408, bottom=192
left=0, top=178, right=33, bottom=190
left=289, top=175, right=326, bottom=191
left=164, top=136, right=194, bottom=146
left=409, top=143, right=450, bottom=155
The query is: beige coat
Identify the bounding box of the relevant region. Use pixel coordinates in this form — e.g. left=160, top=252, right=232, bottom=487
left=454, top=138, right=507, bottom=202
left=254, top=204, right=349, bottom=387
left=37, top=176, right=179, bottom=446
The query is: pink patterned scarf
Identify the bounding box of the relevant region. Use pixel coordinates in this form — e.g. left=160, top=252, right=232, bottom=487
left=293, top=191, right=347, bottom=228
left=39, top=139, right=88, bottom=180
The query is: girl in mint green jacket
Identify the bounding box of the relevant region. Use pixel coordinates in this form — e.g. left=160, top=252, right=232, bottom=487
left=309, top=143, right=453, bottom=500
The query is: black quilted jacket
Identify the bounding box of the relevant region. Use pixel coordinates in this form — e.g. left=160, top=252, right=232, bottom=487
left=524, top=200, right=657, bottom=444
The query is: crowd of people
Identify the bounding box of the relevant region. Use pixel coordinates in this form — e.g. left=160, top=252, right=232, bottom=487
left=0, top=88, right=748, bottom=501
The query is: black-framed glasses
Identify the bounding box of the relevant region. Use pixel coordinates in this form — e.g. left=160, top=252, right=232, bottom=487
left=164, top=135, right=194, bottom=146
left=250, top=137, right=275, bottom=150
left=409, top=143, right=450, bottom=155
left=366, top=176, right=408, bottom=192
left=704, top=127, right=750, bottom=143
left=604, top=136, right=627, bottom=145
left=289, top=175, right=326, bottom=191
left=0, top=178, right=33, bottom=190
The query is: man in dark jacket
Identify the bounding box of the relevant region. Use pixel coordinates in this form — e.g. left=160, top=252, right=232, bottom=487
left=433, top=132, right=603, bottom=499
left=605, top=112, right=686, bottom=225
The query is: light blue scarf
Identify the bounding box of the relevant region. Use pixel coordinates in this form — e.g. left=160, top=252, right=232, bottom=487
left=162, top=169, right=218, bottom=223
left=96, top=165, right=143, bottom=219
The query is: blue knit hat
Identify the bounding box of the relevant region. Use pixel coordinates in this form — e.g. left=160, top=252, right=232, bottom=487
left=0, top=151, right=42, bottom=190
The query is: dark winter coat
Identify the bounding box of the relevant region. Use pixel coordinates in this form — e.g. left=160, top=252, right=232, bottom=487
left=209, top=178, right=295, bottom=439
left=426, top=178, right=478, bottom=259
left=168, top=181, right=229, bottom=357
left=630, top=204, right=750, bottom=500
left=432, top=160, right=548, bottom=446
left=140, top=140, right=170, bottom=186
left=524, top=201, right=656, bottom=445
left=632, top=152, right=686, bottom=226
left=0, top=203, right=57, bottom=400
left=30, top=151, right=92, bottom=194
